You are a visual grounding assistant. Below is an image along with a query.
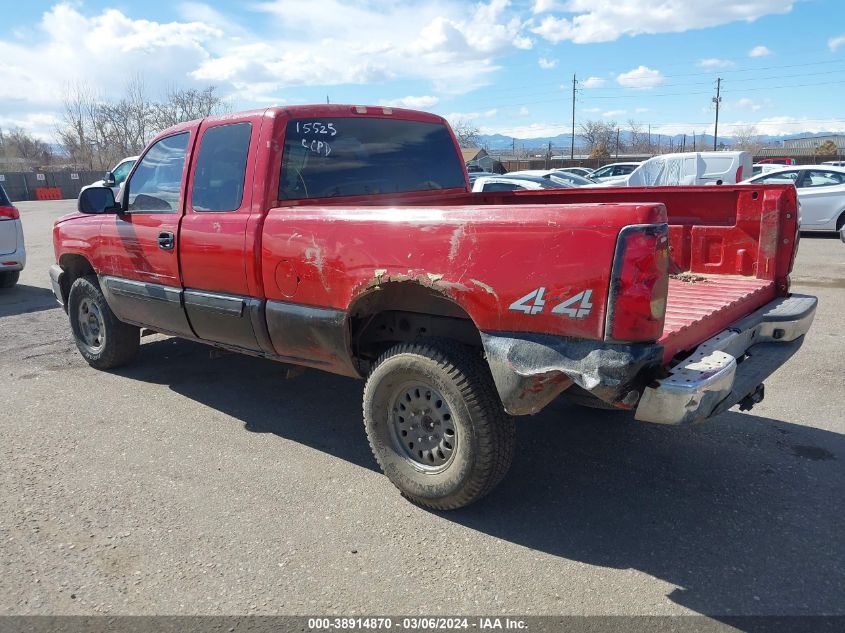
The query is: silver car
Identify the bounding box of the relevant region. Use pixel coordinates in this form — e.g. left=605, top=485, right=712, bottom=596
left=0, top=184, right=25, bottom=288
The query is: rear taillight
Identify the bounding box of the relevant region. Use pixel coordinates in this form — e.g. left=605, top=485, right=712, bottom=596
left=605, top=224, right=669, bottom=342
left=0, top=206, right=19, bottom=220
left=735, top=165, right=743, bottom=183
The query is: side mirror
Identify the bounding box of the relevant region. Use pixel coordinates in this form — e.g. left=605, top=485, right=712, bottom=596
left=79, top=186, right=120, bottom=214
left=103, top=171, right=116, bottom=187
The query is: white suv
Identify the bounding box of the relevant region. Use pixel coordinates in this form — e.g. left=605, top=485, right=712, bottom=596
left=0, top=184, right=25, bottom=288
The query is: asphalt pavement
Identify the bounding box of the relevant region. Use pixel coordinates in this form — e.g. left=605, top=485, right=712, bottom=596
left=1, top=200, right=843, bottom=618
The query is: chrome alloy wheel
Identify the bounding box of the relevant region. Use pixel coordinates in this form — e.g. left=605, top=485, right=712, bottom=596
left=389, top=382, right=457, bottom=471
left=77, top=297, right=106, bottom=354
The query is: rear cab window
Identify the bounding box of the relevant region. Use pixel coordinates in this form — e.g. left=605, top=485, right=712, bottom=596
left=190, top=122, right=252, bottom=212
left=279, top=117, right=466, bottom=200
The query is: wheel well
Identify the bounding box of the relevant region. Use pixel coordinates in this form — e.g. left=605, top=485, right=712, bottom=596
left=348, top=282, right=482, bottom=367
left=58, top=254, right=95, bottom=304
left=837, top=209, right=845, bottom=231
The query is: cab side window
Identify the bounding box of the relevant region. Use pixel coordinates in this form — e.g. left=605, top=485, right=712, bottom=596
left=804, top=170, right=844, bottom=188
left=126, top=133, right=190, bottom=213
left=112, top=159, right=135, bottom=186
left=756, top=170, right=799, bottom=185
left=191, top=123, right=252, bottom=212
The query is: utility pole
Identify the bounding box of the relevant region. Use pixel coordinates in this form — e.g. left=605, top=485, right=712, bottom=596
left=615, top=128, right=620, bottom=158
left=570, top=73, right=577, bottom=160
left=682, top=134, right=686, bottom=151
left=712, top=78, right=722, bottom=150
left=693, top=131, right=696, bottom=151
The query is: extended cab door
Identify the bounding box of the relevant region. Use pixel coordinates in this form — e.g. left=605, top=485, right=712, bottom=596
left=97, top=127, right=197, bottom=336
left=178, top=115, right=269, bottom=352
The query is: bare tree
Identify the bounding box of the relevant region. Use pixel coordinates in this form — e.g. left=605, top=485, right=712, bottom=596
left=1, top=127, right=53, bottom=166
left=814, top=140, right=838, bottom=156
left=731, top=124, right=764, bottom=154
left=150, top=86, right=230, bottom=130
left=451, top=119, right=481, bottom=148
left=627, top=120, right=651, bottom=154
left=579, top=120, right=617, bottom=156
left=57, top=80, right=229, bottom=169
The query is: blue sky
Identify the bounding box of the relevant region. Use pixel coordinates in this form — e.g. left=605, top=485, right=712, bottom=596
left=2, top=0, right=844, bottom=141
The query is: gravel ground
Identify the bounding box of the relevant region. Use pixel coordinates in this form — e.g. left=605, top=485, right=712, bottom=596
left=0, top=200, right=843, bottom=617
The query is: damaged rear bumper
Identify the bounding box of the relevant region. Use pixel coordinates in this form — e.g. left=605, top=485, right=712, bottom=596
left=481, top=333, right=662, bottom=416
left=481, top=293, right=816, bottom=421
left=635, top=294, right=817, bottom=425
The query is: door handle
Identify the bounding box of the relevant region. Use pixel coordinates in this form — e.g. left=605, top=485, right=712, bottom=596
left=157, top=231, right=175, bottom=251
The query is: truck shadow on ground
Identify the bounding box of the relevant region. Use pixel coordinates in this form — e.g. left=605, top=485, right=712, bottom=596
left=117, top=336, right=843, bottom=621
left=0, top=284, right=60, bottom=317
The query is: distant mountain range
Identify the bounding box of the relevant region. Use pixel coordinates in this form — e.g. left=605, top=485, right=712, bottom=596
left=479, top=131, right=839, bottom=152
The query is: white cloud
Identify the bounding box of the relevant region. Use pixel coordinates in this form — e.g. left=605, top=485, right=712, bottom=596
left=532, top=0, right=794, bottom=44
left=650, top=117, right=845, bottom=137
left=518, top=106, right=530, bottom=116
left=444, top=109, right=499, bottom=123
left=736, top=97, right=763, bottom=112
left=481, top=122, right=568, bottom=138
left=379, top=95, right=439, bottom=109
left=602, top=110, right=626, bottom=117
left=538, top=57, right=558, bottom=69
left=581, top=76, right=606, bottom=88
left=616, top=66, right=665, bottom=89
left=697, top=58, right=734, bottom=68
left=828, top=35, right=845, bottom=52
left=749, top=45, right=772, bottom=57
left=531, top=0, right=565, bottom=13
left=0, top=0, right=537, bottom=135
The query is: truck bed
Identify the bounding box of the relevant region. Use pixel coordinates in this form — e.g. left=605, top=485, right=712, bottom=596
left=659, top=276, right=775, bottom=362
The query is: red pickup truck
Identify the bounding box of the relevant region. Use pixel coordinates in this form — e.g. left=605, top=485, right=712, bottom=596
left=51, top=105, right=816, bottom=509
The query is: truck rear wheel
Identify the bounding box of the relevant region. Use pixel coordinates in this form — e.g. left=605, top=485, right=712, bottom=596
left=68, top=275, right=139, bottom=370
left=363, top=340, right=515, bottom=510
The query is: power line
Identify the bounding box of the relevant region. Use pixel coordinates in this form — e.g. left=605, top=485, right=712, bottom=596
left=463, top=57, right=845, bottom=98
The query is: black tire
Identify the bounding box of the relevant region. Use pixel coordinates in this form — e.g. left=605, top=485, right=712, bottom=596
left=0, top=271, right=19, bottom=288
left=363, top=340, right=515, bottom=510
left=68, top=275, right=139, bottom=369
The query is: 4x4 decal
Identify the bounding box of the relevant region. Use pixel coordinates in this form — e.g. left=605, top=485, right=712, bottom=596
left=509, top=288, right=593, bottom=319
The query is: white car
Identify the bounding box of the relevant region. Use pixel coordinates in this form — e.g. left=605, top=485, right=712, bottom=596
left=742, top=165, right=845, bottom=232
left=472, top=175, right=572, bottom=192
left=82, top=155, right=139, bottom=198
left=588, top=162, right=641, bottom=182
left=556, top=167, right=594, bottom=178
left=506, top=169, right=594, bottom=187
left=751, top=163, right=784, bottom=177
left=0, top=184, right=25, bottom=288
left=594, top=151, right=752, bottom=188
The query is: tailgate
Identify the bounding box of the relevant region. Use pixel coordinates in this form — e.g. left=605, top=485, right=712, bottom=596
left=659, top=275, right=775, bottom=362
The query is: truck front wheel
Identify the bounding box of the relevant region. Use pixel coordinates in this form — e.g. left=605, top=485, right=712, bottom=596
left=68, top=275, right=139, bottom=370
left=363, top=340, right=515, bottom=510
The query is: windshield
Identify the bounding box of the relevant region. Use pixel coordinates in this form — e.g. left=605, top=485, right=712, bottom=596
left=279, top=117, right=466, bottom=200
